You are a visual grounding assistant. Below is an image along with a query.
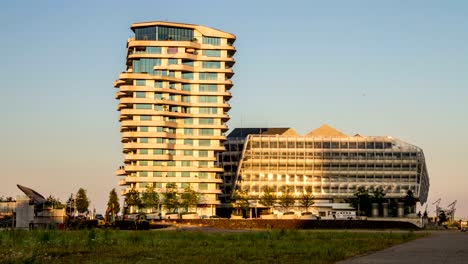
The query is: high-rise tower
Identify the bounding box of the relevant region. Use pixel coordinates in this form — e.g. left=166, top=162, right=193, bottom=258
left=114, top=21, right=236, bottom=215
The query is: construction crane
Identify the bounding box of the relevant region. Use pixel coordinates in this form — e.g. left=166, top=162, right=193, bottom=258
left=432, top=198, right=441, bottom=218
left=445, top=200, right=457, bottom=222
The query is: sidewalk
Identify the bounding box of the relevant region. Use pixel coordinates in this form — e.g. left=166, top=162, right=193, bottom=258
left=338, top=230, right=468, bottom=264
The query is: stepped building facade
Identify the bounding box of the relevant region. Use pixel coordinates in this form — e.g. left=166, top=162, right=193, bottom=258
left=220, top=125, right=430, bottom=217
left=114, top=21, right=236, bottom=215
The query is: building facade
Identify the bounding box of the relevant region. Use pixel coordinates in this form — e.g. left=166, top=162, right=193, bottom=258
left=114, top=21, right=236, bottom=215
left=225, top=125, right=430, bottom=217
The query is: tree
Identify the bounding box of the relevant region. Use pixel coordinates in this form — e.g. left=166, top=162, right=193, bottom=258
left=278, top=186, right=295, bottom=212
left=404, top=190, right=417, bottom=214
left=259, top=186, right=277, bottom=214
left=438, top=211, right=448, bottom=225
left=163, top=183, right=179, bottom=213
left=106, top=188, right=120, bottom=222
left=75, top=188, right=90, bottom=215
left=180, top=185, right=199, bottom=213
left=231, top=189, right=250, bottom=216
left=372, top=187, right=386, bottom=204
left=349, top=187, right=371, bottom=216
left=141, top=186, right=160, bottom=213
left=66, top=194, right=75, bottom=216
left=125, top=187, right=142, bottom=213
left=45, top=195, right=63, bottom=209
left=300, top=187, right=315, bottom=212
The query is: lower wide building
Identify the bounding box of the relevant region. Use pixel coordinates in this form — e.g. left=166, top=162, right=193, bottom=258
left=219, top=125, right=430, bottom=218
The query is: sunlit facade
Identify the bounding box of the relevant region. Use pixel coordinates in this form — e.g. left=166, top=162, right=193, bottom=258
left=114, top=21, right=236, bottom=215
left=229, top=125, right=430, bottom=215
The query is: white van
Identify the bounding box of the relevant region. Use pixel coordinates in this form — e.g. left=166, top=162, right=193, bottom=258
left=329, top=211, right=356, bottom=220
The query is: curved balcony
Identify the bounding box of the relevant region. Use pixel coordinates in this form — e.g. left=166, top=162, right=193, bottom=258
left=120, top=119, right=177, bottom=128
left=116, top=168, right=127, bottom=176
left=122, top=142, right=175, bottom=150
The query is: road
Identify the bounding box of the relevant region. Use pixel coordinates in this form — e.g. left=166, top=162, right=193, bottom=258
left=338, top=230, right=468, bottom=264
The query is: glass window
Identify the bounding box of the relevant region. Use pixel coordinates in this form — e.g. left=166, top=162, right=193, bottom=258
left=140, top=138, right=149, bottom=143
left=168, top=58, right=178, bottom=65
left=136, top=80, right=146, bottom=86
left=133, top=58, right=161, bottom=75
left=199, top=129, right=214, bottom=136
left=199, top=72, right=218, bottom=80
left=155, top=182, right=162, bottom=187
left=181, top=183, right=190, bottom=188
left=184, top=128, right=193, bottom=135
left=156, top=138, right=165, bottom=143
left=147, top=46, right=161, bottom=54
left=135, top=104, right=152, bottom=109
left=154, top=93, right=163, bottom=100
left=140, top=161, right=148, bottom=166
left=198, top=161, right=208, bottom=167
left=154, top=105, right=163, bottom=111
left=199, top=183, right=208, bottom=190
left=140, top=171, right=148, bottom=177
left=181, top=72, right=193, bottom=80
left=140, top=126, right=148, bottom=132
left=184, top=118, right=193, bottom=124
left=199, top=150, right=208, bottom=157
left=199, top=118, right=214, bottom=125
left=199, top=84, right=218, bottom=92
left=135, top=26, right=194, bottom=41
left=182, top=60, right=194, bottom=66
left=139, top=149, right=148, bottom=154
left=181, top=172, right=190, bottom=177
left=168, top=138, right=176, bottom=144
left=136, top=92, right=146, bottom=98
left=167, top=172, right=175, bottom=177
left=202, top=37, right=221, bottom=46
left=167, top=161, right=176, bottom=166
left=182, top=84, right=191, bottom=91
left=154, top=172, right=162, bottom=177
left=198, top=96, right=218, bottom=103
left=199, top=172, right=208, bottom=179
left=140, top=116, right=151, bottom=121
left=182, top=96, right=191, bottom=103
left=184, top=139, right=193, bottom=146
left=156, top=127, right=165, bottom=132
left=154, top=81, right=163, bottom=88
left=167, top=47, right=178, bottom=54
left=182, top=161, right=191, bottom=166
left=199, top=139, right=210, bottom=146
left=199, top=108, right=218, bottom=114
left=184, top=150, right=193, bottom=156
left=154, top=149, right=164, bottom=154
left=154, top=70, right=167, bottom=76
left=202, top=50, right=221, bottom=57
left=202, top=61, right=221, bottom=69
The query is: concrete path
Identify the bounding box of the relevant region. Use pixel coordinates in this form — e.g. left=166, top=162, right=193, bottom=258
left=338, top=231, right=468, bottom=264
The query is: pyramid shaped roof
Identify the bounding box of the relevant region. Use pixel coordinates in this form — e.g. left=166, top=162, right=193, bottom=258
left=305, top=124, right=348, bottom=138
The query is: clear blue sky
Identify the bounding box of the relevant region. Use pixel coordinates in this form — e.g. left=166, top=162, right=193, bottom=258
left=1, top=0, right=467, bottom=217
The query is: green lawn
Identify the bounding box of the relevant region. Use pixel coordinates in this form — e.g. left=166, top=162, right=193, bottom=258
left=0, top=229, right=427, bottom=264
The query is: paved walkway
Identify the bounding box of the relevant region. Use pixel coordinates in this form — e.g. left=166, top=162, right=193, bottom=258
left=338, top=231, right=468, bottom=264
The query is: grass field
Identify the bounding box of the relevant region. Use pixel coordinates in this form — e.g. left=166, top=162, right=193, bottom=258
left=0, top=229, right=427, bottom=263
